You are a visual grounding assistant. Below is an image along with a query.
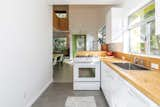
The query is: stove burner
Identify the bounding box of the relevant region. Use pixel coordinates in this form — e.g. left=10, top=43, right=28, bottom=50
left=76, top=55, right=98, bottom=57
left=74, top=56, right=99, bottom=63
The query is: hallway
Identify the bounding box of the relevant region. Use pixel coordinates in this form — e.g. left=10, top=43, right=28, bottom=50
left=53, top=62, right=73, bottom=83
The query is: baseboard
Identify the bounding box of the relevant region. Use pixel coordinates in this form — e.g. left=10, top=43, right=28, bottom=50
left=26, top=79, right=53, bottom=107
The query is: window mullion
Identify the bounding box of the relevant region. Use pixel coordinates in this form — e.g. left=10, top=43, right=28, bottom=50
left=146, top=22, right=151, bottom=55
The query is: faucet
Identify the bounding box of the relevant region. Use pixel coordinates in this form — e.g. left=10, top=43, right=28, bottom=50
left=133, top=57, right=139, bottom=64
left=133, top=57, right=144, bottom=66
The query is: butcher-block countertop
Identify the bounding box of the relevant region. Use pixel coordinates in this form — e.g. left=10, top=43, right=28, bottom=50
left=76, top=51, right=107, bottom=57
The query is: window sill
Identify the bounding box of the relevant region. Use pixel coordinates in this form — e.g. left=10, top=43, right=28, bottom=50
left=123, top=52, right=160, bottom=59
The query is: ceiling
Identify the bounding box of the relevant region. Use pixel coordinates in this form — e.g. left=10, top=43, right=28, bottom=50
left=49, top=0, right=125, bottom=5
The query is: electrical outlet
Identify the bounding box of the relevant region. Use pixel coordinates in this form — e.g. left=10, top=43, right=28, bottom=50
left=122, top=56, right=125, bottom=60
left=151, top=63, right=159, bottom=69
left=24, top=92, right=26, bottom=99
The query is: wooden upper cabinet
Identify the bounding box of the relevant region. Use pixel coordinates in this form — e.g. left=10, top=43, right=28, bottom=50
left=53, top=11, right=59, bottom=30
left=58, top=16, right=68, bottom=31
left=53, top=6, right=69, bottom=31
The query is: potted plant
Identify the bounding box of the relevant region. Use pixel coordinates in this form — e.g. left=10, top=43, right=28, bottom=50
left=97, top=38, right=108, bottom=51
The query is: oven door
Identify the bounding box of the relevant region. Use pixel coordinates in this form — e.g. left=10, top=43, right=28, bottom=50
left=74, top=62, right=100, bottom=82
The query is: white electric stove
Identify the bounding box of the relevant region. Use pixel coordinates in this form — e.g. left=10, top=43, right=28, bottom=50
left=73, top=56, right=100, bottom=90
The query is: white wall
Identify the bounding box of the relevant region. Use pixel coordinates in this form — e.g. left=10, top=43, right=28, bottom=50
left=69, top=5, right=106, bottom=39
left=0, top=0, right=53, bottom=107
left=69, top=5, right=107, bottom=57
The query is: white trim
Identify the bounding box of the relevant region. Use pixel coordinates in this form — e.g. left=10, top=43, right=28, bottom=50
left=48, top=0, right=124, bottom=5
left=26, top=79, right=53, bottom=107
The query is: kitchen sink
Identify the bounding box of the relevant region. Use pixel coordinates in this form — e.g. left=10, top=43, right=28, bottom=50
left=112, top=63, right=149, bottom=70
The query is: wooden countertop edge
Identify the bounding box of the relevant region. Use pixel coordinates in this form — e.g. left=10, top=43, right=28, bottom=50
left=101, top=59, right=160, bottom=105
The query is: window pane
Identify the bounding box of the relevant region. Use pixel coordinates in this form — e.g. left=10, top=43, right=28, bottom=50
left=150, top=22, right=160, bottom=56
left=129, top=3, right=155, bottom=26
left=130, top=25, right=146, bottom=54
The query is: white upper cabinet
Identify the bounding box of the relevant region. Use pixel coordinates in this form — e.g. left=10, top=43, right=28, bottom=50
left=106, top=7, right=123, bottom=43
left=155, top=0, right=160, bottom=35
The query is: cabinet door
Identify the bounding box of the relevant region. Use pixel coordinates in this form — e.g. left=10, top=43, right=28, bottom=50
left=110, top=7, right=123, bottom=43
left=107, top=79, right=151, bottom=107
left=101, top=62, right=112, bottom=97
left=101, top=63, right=126, bottom=107
left=155, top=0, right=160, bottom=35
left=101, top=62, right=115, bottom=106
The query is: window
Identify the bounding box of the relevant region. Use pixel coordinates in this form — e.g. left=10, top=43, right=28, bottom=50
left=130, top=24, right=146, bottom=54
left=128, top=2, right=160, bottom=56
left=129, top=3, right=155, bottom=26
left=150, top=21, right=160, bottom=56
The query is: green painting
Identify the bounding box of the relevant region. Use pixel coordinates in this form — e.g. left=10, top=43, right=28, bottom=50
left=72, top=34, right=86, bottom=57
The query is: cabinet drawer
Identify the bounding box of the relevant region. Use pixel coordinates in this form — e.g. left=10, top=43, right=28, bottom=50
left=123, top=80, right=159, bottom=107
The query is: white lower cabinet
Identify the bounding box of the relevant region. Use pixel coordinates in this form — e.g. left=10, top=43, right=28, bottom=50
left=101, top=62, right=159, bottom=107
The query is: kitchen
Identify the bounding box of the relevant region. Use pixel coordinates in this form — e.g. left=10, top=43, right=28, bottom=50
left=36, top=0, right=160, bottom=107
left=70, top=0, right=160, bottom=107
left=2, top=0, right=160, bottom=107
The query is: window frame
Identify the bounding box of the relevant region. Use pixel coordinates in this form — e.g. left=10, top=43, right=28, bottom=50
left=127, top=1, right=159, bottom=57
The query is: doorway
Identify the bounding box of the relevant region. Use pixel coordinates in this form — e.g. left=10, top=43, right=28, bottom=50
left=53, top=5, right=73, bottom=83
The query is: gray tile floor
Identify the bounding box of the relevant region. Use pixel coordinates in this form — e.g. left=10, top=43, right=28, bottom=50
left=32, top=63, right=109, bottom=107
left=53, top=63, right=73, bottom=83
left=32, top=83, right=109, bottom=107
